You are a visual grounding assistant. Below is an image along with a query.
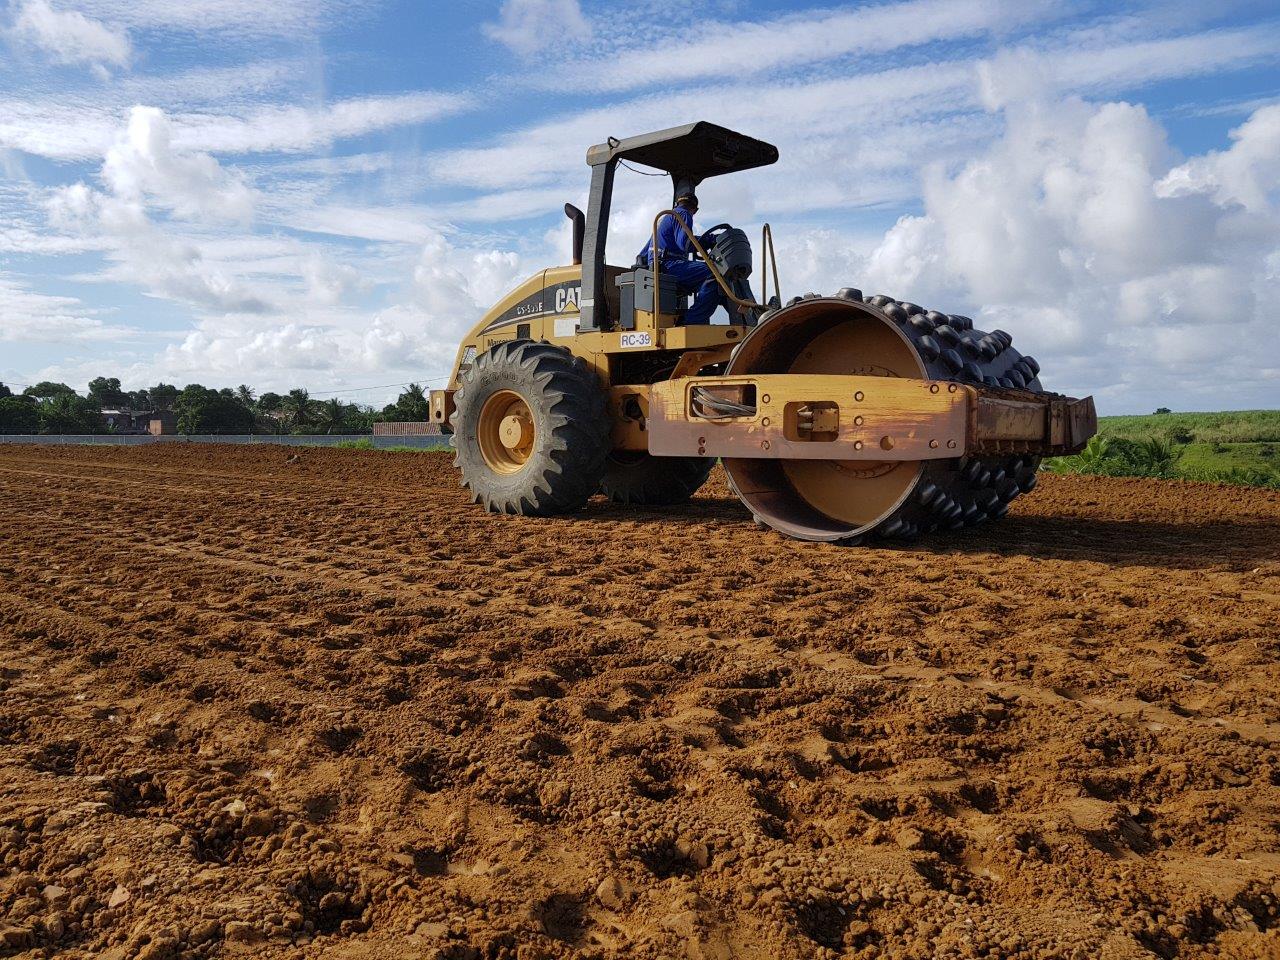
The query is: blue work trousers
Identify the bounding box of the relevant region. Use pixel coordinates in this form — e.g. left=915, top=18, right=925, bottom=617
left=656, top=259, right=723, bottom=326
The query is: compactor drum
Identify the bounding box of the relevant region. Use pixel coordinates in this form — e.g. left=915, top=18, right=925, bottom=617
left=718, top=294, right=1045, bottom=543
left=433, top=122, right=1096, bottom=544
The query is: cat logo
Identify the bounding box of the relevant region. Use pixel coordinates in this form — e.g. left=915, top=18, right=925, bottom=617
left=554, top=284, right=581, bottom=312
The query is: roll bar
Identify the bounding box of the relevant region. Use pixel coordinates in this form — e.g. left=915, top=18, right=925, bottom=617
left=579, top=122, right=779, bottom=333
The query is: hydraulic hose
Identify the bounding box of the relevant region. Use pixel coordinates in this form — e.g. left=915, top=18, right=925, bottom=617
left=690, top=386, right=755, bottom=420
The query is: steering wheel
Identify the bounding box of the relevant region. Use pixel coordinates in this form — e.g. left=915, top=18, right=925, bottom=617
left=692, top=223, right=733, bottom=260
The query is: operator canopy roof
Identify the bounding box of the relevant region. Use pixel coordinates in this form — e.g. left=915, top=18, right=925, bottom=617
left=586, top=121, right=778, bottom=186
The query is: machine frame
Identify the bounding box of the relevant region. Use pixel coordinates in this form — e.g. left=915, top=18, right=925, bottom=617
left=429, top=122, right=1096, bottom=543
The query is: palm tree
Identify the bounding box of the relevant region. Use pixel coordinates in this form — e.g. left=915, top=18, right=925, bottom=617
left=395, top=382, right=430, bottom=421
left=1135, top=437, right=1178, bottom=476
left=1044, top=435, right=1111, bottom=475
left=283, top=388, right=313, bottom=432
left=318, top=398, right=347, bottom=434
left=236, top=384, right=255, bottom=407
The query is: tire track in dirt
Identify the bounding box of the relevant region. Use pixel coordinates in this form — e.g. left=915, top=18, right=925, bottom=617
left=1, top=498, right=613, bottom=636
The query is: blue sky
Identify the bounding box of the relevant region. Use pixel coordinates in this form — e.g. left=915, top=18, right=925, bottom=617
left=1, top=0, right=1278, bottom=413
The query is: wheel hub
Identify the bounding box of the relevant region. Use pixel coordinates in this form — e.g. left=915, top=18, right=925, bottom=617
left=499, top=413, right=533, bottom=450
left=478, top=390, right=535, bottom=473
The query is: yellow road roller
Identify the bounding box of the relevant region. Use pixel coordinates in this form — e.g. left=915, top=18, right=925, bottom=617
left=428, top=122, right=1095, bottom=544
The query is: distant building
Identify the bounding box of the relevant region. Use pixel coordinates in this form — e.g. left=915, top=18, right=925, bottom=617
left=149, top=412, right=177, bottom=436
left=97, top=408, right=178, bottom=435
left=99, top=409, right=151, bottom=434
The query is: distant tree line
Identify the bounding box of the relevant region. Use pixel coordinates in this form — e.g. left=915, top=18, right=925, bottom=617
left=0, top=377, right=438, bottom=436
left=0, top=381, right=103, bottom=434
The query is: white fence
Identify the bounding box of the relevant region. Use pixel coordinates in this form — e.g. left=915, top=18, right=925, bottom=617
left=0, top=434, right=448, bottom=449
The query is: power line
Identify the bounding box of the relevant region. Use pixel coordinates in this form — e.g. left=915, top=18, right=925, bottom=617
left=308, top=380, right=411, bottom=396
left=307, top=374, right=451, bottom=397
left=2, top=375, right=452, bottom=398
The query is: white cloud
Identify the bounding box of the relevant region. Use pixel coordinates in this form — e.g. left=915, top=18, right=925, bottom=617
left=859, top=96, right=1280, bottom=409
left=425, top=59, right=977, bottom=194
left=289, top=204, right=439, bottom=245
left=482, top=0, right=588, bottom=56
left=163, top=322, right=344, bottom=377
left=301, top=252, right=361, bottom=306
left=423, top=21, right=1280, bottom=235
left=544, top=0, right=1053, bottom=93
left=154, top=314, right=451, bottom=401
left=172, top=92, right=476, bottom=155
left=121, top=225, right=540, bottom=396
left=104, top=106, right=254, bottom=221
left=49, top=190, right=274, bottom=313
left=114, top=59, right=307, bottom=111
left=69, top=0, right=371, bottom=40
left=0, top=273, right=137, bottom=343
left=1155, top=104, right=1280, bottom=213
left=413, top=230, right=522, bottom=322
left=978, top=25, right=1280, bottom=111
left=47, top=108, right=271, bottom=314
left=0, top=91, right=474, bottom=162
left=0, top=179, right=105, bottom=253
left=10, top=0, right=131, bottom=71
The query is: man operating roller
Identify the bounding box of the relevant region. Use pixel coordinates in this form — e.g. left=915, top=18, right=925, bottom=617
left=638, top=181, right=753, bottom=326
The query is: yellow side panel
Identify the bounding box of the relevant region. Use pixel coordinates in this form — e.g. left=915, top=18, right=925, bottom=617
left=444, top=264, right=747, bottom=391
left=446, top=266, right=588, bottom=388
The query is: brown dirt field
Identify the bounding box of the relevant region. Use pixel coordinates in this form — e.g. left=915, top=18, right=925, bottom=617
left=1, top=444, right=1279, bottom=960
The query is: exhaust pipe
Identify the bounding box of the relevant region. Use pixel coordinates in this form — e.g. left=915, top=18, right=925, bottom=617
left=564, top=203, right=585, bottom=266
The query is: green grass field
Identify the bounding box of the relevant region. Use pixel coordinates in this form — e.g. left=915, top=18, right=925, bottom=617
left=1093, top=410, right=1280, bottom=444
left=1176, top=441, right=1278, bottom=473
left=1044, top=410, right=1280, bottom=488
left=334, top=438, right=448, bottom=452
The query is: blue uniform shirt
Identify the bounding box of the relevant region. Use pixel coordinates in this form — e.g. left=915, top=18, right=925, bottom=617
left=638, top=206, right=695, bottom=265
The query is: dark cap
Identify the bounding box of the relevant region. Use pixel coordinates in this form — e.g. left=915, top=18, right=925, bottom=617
left=673, top=176, right=699, bottom=209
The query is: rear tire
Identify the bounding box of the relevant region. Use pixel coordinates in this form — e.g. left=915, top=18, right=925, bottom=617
left=453, top=340, right=608, bottom=515
left=601, top=451, right=714, bottom=505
